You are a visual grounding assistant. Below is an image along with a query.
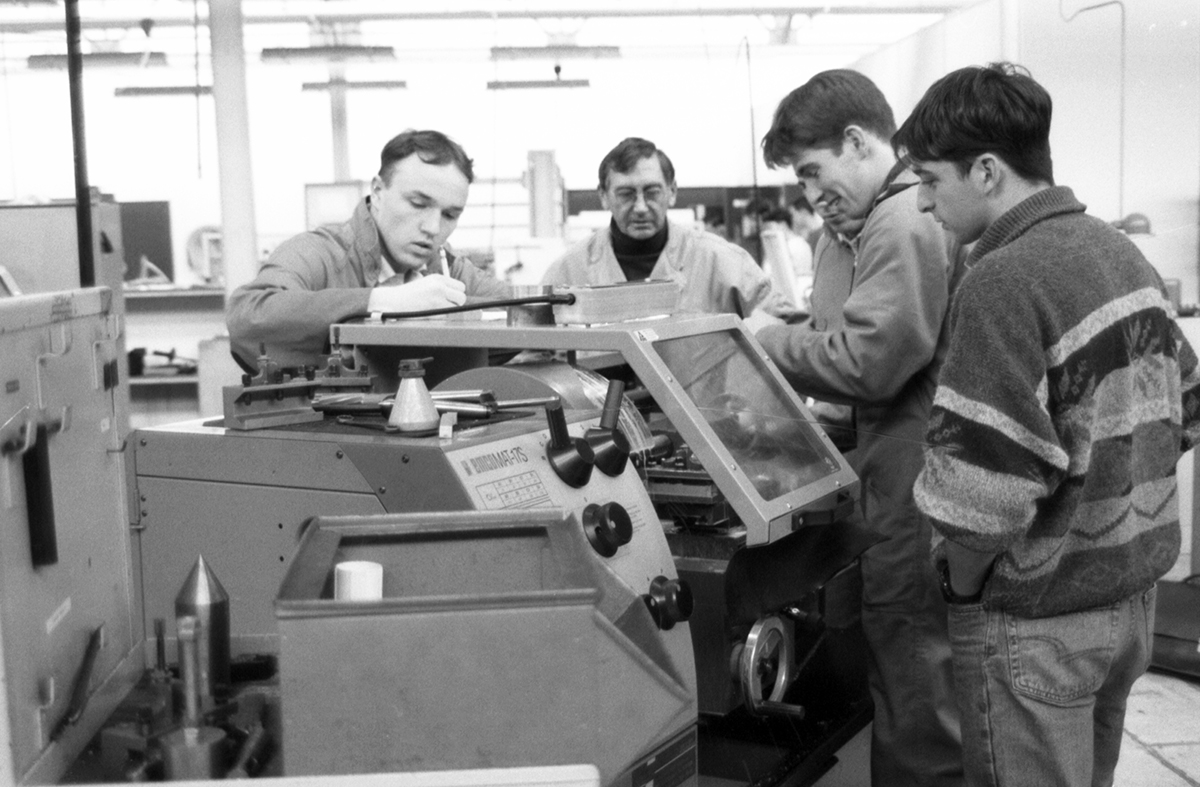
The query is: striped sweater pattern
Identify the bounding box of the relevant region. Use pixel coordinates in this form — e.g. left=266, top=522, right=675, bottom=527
left=914, top=187, right=1200, bottom=618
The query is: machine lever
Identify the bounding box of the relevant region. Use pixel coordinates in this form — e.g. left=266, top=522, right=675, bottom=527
left=585, top=379, right=631, bottom=477
left=598, top=378, right=624, bottom=431
left=544, top=400, right=594, bottom=488
left=23, top=422, right=58, bottom=567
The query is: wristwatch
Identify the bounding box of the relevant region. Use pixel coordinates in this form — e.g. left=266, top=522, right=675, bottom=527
left=938, top=560, right=985, bottom=605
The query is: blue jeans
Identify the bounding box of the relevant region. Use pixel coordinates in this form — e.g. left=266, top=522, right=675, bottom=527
left=946, top=586, right=1156, bottom=787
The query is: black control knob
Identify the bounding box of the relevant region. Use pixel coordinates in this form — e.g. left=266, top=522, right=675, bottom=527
left=581, top=502, right=633, bottom=558
left=544, top=400, right=594, bottom=488
left=643, top=575, right=694, bottom=631
left=584, top=379, right=631, bottom=477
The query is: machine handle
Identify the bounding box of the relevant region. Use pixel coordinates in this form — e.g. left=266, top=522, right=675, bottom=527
left=544, top=398, right=570, bottom=450
left=643, top=575, right=693, bottom=631
left=544, top=401, right=594, bottom=488
left=23, top=422, right=58, bottom=567
left=599, top=379, right=625, bottom=431
left=585, top=379, right=631, bottom=477
left=581, top=502, right=633, bottom=558
left=737, top=614, right=810, bottom=720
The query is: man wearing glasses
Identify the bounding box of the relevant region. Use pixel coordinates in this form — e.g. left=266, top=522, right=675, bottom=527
left=542, top=137, right=796, bottom=321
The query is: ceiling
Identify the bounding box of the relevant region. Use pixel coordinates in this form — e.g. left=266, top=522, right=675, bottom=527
left=0, top=1, right=980, bottom=69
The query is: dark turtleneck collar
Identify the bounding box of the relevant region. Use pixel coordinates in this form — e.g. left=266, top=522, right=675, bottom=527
left=610, top=218, right=669, bottom=281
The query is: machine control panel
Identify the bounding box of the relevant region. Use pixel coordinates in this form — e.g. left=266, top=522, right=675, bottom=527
left=442, top=414, right=679, bottom=604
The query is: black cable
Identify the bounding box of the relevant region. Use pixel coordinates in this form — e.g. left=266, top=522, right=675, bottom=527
left=341, top=293, right=576, bottom=322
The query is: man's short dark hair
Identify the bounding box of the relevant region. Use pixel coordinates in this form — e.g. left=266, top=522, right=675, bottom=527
left=379, top=129, right=474, bottom=184
left=598, top=137, right=675, bottom=191
left=761, top=70, right=896, bottom=169
left=892, top=62, right=1054, bottom=184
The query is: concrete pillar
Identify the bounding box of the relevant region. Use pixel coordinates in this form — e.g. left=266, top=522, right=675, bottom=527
left=209, top=0, right=258, bottom=294
left=329, top=66, right=351, bottom=182
left=526, top=150, right=562, bottom=238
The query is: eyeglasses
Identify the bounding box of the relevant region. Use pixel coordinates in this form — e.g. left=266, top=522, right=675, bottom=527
left=610, top=186, right=668, bottom=206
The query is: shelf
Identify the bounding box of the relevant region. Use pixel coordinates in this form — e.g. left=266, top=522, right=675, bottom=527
left=123, top=288, right=225, bottom=313
left=129, top=375, right=199, bottom=388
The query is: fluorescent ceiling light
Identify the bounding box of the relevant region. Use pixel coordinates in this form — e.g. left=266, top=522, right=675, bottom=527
left=260, top=45, right=395, bottom=63
left=27, top=51, right=168, bottom=69
left=487, top=78, right=590, bottom=90
left=490, top=45, right=620, bottom=60
left=301, top=79, right=407, bottom=91
left=114, top=85, right=212, bottom=97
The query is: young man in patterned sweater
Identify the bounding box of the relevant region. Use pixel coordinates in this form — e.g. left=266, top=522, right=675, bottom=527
left=894, top=62, right=1200, bottom=786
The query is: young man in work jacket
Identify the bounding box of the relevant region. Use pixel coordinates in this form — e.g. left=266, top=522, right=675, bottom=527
left=227, top=129, right=509, bottom=372
left=752, top=70, right=967, bottom=787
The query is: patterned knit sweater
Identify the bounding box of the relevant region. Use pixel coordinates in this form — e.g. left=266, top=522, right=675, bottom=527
left=914, top=186, right=1200, bottom=618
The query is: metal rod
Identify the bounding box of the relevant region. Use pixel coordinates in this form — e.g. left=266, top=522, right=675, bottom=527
left=430, top=389, right=491, bottom=402
left=154, top=618, right=167, bottom=673
left=64, top=0, right=95, bottom=288
left=494, top=396, right=563, bottom=410
left=434, top=401, right=493, bottom=417
left=1, top=6, right=967, bottom=34
left=178, top=616, right=200, bottom=728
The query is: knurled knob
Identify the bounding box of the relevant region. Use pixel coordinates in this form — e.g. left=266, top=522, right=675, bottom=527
left=643, top=575, right=694, bottom=631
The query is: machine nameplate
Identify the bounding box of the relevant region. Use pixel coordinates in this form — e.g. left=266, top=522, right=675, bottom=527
left=458, top=445, right=532, bottom=476
left=449, top=433, right=555, bottom=511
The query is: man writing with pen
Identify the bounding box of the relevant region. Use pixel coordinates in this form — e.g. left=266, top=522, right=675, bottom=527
left=226, top=129, right=510, bottom=373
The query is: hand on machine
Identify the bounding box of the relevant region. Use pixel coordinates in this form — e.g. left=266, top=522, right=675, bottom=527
left=367, top=273, right=466, bottom=315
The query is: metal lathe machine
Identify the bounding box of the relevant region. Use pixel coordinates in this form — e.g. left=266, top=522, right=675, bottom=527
left=0, top=283, right=875, bottom=786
